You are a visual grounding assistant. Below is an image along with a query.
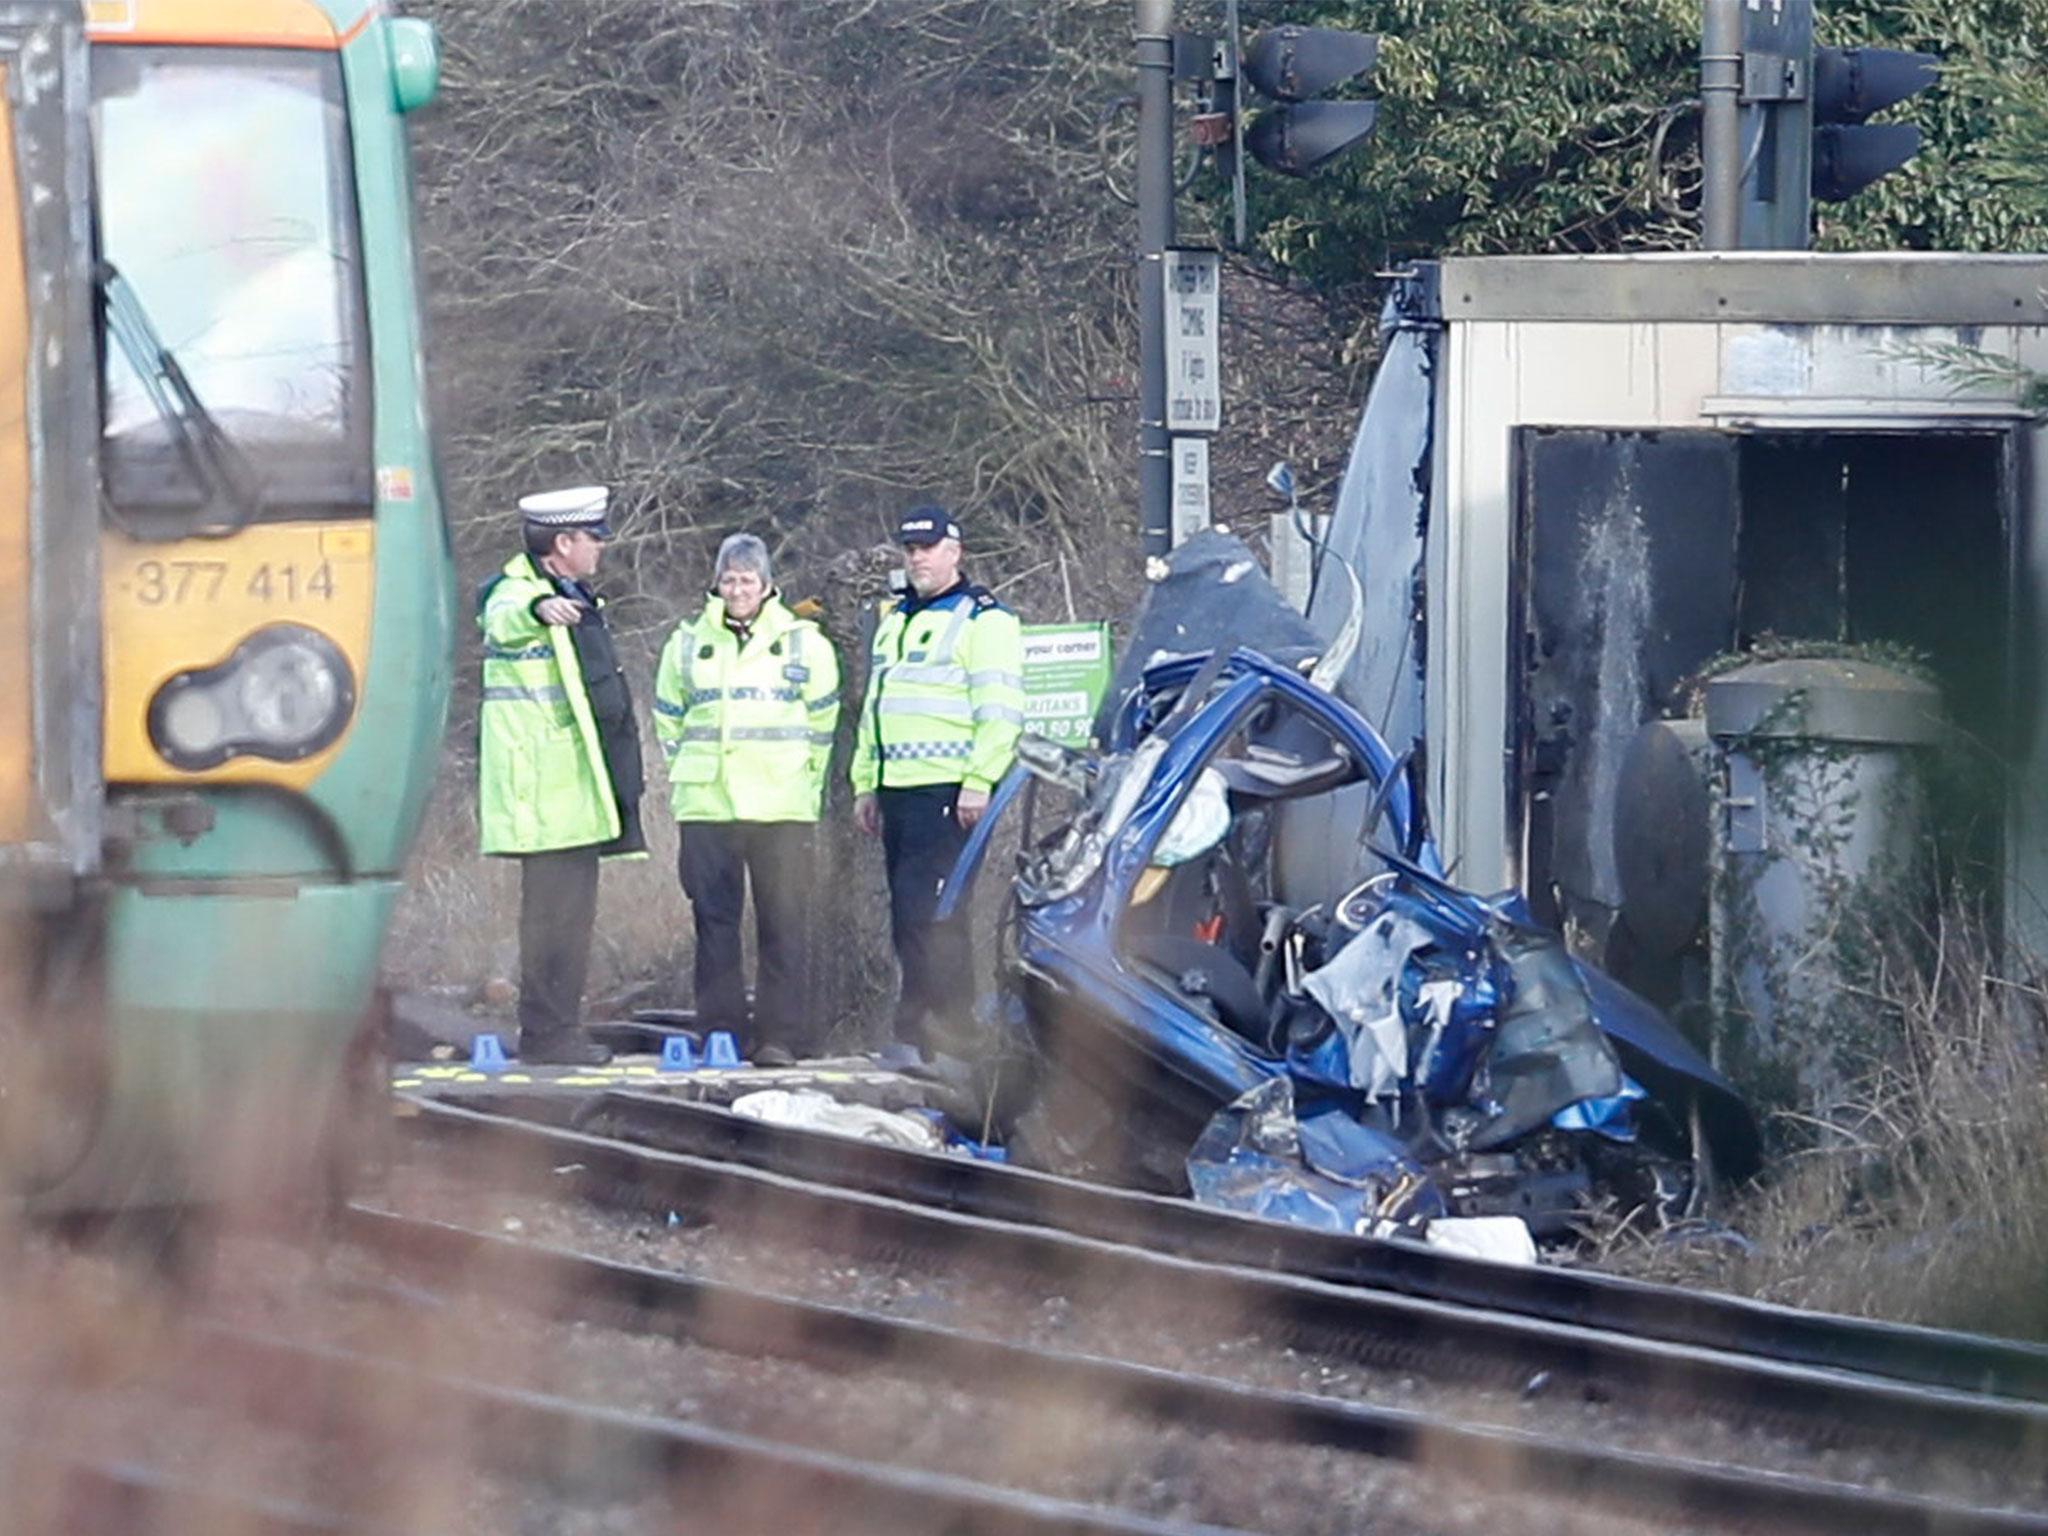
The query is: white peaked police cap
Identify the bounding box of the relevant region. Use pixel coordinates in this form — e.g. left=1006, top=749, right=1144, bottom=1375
left=519, top=485, right=613, bottom=537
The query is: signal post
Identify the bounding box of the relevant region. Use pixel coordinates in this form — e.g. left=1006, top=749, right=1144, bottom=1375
left=1699, top=0, right=1936, bottom=251
left=1129, top=2, right=1379, bottom=560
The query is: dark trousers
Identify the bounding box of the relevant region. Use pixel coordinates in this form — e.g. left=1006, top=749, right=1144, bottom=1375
left=517, top=846, right=601, bottom=1042
left=879, top=784, right=972, bottom=1050
left=678, top=820, right=817, bottom=1051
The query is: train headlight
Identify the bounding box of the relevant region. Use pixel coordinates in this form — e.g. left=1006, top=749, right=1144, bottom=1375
left=237, top=637, right=345, bottom=743
left=148, top=625, right=357, bottom=771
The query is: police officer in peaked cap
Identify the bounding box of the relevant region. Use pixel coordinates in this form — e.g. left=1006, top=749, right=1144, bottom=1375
left=850, top=506, right=1024, bottom=1061
left=475, top=485, right=647, bottom=1066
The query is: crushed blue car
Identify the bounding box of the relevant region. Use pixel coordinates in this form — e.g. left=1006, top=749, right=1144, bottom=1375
left=944, top=645, right=1759, bottom=1239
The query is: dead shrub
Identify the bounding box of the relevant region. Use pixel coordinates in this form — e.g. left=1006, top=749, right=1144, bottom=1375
left=390, top=0, right=1368, bottom=1022
left=1604, top=901, right=2048, bottom=1336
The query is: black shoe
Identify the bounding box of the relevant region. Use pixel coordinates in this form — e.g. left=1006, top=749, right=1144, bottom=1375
left=522, top=1033, right=613, bottom=1066
left=753, top=1043, right=797, bottom=1068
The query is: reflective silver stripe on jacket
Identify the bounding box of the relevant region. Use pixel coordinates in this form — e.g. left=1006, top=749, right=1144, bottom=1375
left=676, top=724, right=817, bottom=744
left=933, top=601, right=975, bottom=663
left=878, top=695, right=972, bottom=721
left=886, top=662, right=969, bottom=688
left=972, top=703, right=1024, bottom=725
left=967, top=668, right=1022, bottom=690
left=880, top=599, right=978, bottom=682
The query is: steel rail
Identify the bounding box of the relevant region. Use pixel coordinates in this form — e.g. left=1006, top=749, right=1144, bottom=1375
left=544, top=1085, right=2048, bottom=1402
left=399, top=1094, right=2048, bottom=1463
left=343, top=1203, right=2048, bottom=1536
left=187, top=1324, right=1243, bottom=1536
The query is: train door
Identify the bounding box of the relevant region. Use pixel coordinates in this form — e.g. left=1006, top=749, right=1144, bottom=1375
left=0, top=2, right=102, bottom=1187
left=0, top=1, right=101, bottom=918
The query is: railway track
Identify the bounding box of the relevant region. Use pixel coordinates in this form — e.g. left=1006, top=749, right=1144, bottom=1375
left=12, top=1299, right=1242, bottom=1536
left=344, top=1201, right=2048, bottom=1536
left=384, top=1091, right=2048, bottom=1531
left=530, top=1084, right=2048, bottom=1402
left=15, top=1083, right=2044, bottom=1536
left=197, top=1326, right=1235, bottom=1536
left=397, top=1093, right=2048, bottom=1455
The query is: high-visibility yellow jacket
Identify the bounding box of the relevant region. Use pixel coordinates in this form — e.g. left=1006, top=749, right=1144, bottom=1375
left=850, top=582, right=1024, bottom=795
left=652, top=595, right=840, bottom=823
left=476, top=553, right=628, bottom=855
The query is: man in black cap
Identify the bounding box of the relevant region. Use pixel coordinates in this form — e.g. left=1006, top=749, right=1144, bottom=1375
left=476, top=485, right=646, bottom=1065
left=849, top=507, right=1024, bottom=1058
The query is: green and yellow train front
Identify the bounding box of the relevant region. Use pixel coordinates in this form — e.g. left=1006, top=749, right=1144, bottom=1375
left=0, top=0, right=453, bottom=1206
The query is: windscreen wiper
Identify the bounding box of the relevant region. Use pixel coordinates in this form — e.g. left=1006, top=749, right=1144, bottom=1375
left=98, top=260, right=264, bottom=537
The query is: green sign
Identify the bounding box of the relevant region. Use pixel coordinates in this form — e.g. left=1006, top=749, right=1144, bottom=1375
left=1021, top=622, right=1114, bottom=745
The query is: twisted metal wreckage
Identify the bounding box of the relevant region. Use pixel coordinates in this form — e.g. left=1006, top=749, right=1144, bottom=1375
left=943, top=534, right=1760, bottom=1244
left=926, top=246, right=2048, bottom=1243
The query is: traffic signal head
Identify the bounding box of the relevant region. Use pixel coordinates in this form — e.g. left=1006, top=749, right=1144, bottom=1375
left=1810, top=45, right=1938, bottom=202
left=1724, top=0, right=1940, bottom=247
left=1239, top=23, right=1379, bottom=179
left=1242, top=25, right=1379, bottom=103
left=1245, top=98, right=1380, bottom=178
left=1812, top=45, right=1939, bottom=120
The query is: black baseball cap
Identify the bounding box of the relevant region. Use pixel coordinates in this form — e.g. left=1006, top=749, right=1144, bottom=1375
left=897, top=506, right=963, bottom=546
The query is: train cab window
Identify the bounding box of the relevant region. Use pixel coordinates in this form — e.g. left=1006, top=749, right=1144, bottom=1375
left=93, top=46, right=372, bottom=521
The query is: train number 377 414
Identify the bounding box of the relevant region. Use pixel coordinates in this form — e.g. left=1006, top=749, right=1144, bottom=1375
left=128, top=559, right=339, bottom=605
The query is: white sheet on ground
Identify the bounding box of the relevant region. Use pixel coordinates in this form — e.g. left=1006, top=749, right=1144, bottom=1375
left=1422, top=1215, right=1537, bottom=1266
left=729, top=1087, right=946, bottom=1152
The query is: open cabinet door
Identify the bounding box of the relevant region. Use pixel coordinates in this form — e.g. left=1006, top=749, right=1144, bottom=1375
left=1511, top=428, right=1738, bottom=952
left=2005, top=428, right=2048, bottom=961
left=0, top=2, right=99, bottom=911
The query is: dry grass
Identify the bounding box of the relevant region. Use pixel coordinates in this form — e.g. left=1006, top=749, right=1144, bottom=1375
left=1602, top=904, right=2048, bottom=1338
left=383, top=723, right=902, bottom=1050
left=383, top=752, right=692, bottom=1010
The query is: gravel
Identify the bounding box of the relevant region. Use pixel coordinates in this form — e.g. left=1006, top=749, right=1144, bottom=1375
left=366, top=1136, right=2048, bottom=1518
left=4, top=1115, right=2034, bottom=1536
left=0, top=1200, right=1650, bottom=1536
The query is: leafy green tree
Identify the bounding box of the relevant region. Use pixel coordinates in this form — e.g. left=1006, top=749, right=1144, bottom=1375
left=1938, top=6, right=2048, bottom=237
left=1201, top=0, right=2048, bottom=287
left=1814, top=0, right=2047, bottom=251
left=1882, top=12, right=2048, bottom=405
left=1203, top=0, right=1698, bottom=281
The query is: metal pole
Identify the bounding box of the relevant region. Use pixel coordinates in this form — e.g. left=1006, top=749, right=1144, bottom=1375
left=1700, top=0, right=1743, bottom=251
left=1135, top=0, right=1175, bottom=560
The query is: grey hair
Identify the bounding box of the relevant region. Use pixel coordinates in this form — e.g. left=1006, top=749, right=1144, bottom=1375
left=713, top=532, right=772, bottom=587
